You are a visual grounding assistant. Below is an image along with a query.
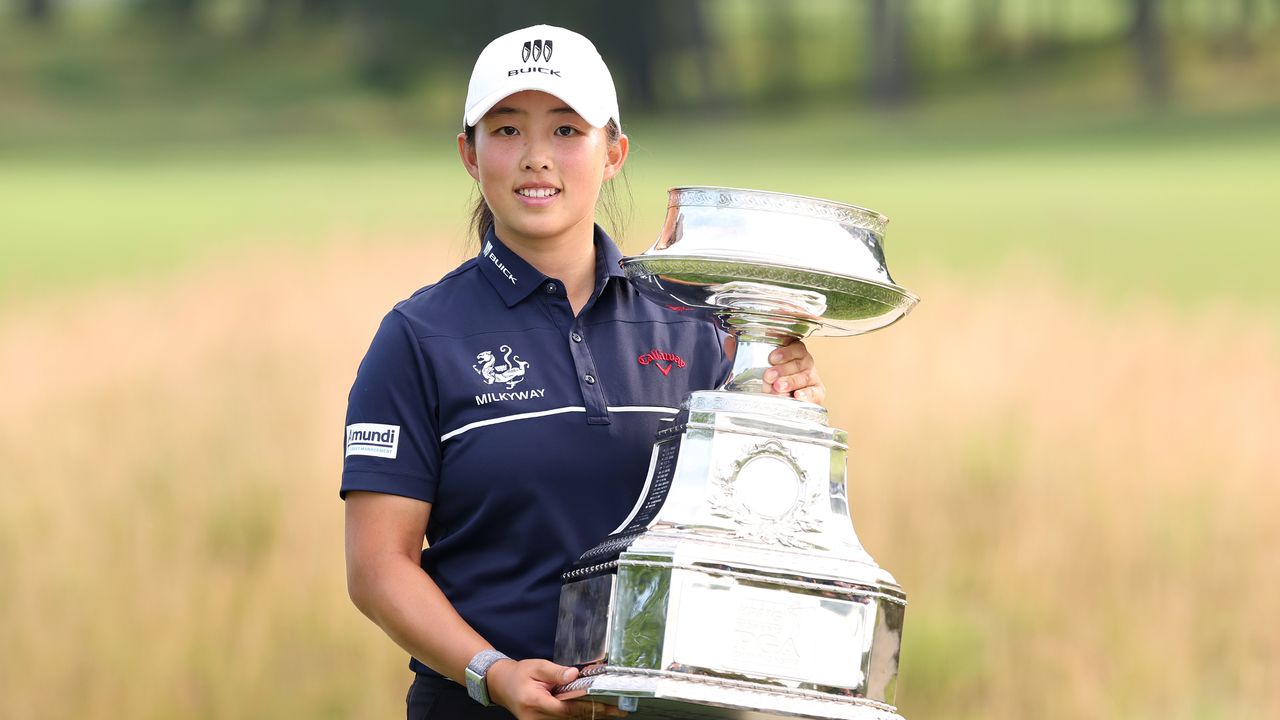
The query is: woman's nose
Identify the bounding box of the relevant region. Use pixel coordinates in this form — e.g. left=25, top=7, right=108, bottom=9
left=523, top=155, right=551, bottom=171
left=522, top=140, right=552, bottom=171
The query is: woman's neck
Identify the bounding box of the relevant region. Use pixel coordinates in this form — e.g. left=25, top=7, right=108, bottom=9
left=495, top=222, right=597, bottom=315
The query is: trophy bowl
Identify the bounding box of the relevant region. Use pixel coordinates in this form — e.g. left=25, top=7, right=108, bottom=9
left=553, top=187, right=918, bottom=719
left=621, top=187, right=919, bottom=394
left=621, top=186, right=919, bottom=339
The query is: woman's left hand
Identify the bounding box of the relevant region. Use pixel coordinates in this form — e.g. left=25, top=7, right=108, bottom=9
left=765, top=340, right=826, bottom=406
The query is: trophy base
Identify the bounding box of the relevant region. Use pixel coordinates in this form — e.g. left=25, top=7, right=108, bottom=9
left=558, top=668, right=904, bottom=720
left=554, top=391, right=906, bottom=719
left=555, top=544, right=905, bottom=720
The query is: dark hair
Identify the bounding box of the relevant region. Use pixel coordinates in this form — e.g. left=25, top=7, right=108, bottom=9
left=463, top=119, right=631, bottom=247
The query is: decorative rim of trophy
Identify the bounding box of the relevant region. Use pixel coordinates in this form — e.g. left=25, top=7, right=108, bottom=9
left=666, top=186, right=891, bottom=233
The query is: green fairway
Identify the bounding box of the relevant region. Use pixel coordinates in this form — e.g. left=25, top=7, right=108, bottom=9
left=4, top=109, right=1277, bottom=309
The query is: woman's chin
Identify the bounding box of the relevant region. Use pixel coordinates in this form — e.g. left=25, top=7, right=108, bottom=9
left=501, top=216, right=594, bottom=244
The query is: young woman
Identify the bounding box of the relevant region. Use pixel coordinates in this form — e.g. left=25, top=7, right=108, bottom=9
left=342, top=25, right=825, bottom=720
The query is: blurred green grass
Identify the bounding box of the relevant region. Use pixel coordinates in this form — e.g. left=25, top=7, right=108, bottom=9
left=4, top=107, right=1278, bottom=310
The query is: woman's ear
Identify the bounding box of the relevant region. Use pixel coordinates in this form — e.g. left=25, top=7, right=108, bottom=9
left=458, top=132, right=481, bottom=182
left=602, top=133, right=629, bottom=182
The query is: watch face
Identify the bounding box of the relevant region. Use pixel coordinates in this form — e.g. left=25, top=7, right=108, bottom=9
left=465, top=667, right=490, bottom=706
left=465, top=649, right=507, bottom=706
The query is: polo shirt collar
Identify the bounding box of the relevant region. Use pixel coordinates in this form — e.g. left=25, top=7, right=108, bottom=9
left=593, top=224, right=628, bottom=282
left=477, top=225, right=628, bottom=307
left=476, top=228, right=545, bottom=307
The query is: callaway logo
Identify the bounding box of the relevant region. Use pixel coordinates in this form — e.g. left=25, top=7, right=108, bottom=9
left=638, top=349, right=686, bottom=377
left=474, top=344, right=529, bottom=389
left=522, top=39, right=553, bottom=63
left=510, top=38, right=560, bottom=77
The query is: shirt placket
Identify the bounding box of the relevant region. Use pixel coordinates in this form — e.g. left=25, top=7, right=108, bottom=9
left=537, top=279, right=610, bottom=424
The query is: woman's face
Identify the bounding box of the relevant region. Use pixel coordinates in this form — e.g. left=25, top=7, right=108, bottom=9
left=459, top=90, right=627, bottom=250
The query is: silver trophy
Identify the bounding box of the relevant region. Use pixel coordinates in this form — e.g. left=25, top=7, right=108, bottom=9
left=554, top=187, right=919, bottom=719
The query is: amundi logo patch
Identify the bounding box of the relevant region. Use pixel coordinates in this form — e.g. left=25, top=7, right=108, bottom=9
left=346, top=423, right=400, bottom=459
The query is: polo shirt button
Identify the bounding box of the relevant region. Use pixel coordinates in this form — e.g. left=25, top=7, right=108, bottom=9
left=584, top=373, right=597, bottom=385
left=570, top=331, right=583, bottom=343
left=545, top=282, right=558, bottom=294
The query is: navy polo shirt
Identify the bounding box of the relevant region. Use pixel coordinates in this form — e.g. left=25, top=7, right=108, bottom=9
left=342, top=226, right=728, bottom=675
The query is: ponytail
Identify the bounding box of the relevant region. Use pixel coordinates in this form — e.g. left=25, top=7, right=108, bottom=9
left=469, top=190, right=496, bottom=246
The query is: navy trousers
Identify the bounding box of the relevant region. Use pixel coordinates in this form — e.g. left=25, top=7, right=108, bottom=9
left=407, top=674, right=517, bottom=720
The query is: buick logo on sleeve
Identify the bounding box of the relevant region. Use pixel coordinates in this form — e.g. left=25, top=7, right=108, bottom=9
left=522, top=39, right=553, bottom=63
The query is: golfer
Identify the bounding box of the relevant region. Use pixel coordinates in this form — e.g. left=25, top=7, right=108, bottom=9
left=341, top=24, right=825, bottom=720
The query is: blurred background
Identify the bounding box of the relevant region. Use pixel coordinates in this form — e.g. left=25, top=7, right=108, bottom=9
left=1, top=1, right=1277, bottom=718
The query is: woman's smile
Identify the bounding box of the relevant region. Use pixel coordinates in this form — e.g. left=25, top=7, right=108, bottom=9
left=515, top=185, right=561, bottom=204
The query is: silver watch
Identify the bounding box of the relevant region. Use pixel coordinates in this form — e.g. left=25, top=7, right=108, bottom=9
left=464, top=648, right=510, bottom=706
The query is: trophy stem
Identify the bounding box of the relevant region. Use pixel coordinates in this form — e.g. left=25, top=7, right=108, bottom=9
left=722, top=338, right=785, bottom=393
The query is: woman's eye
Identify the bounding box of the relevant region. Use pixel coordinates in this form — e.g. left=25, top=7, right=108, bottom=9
left=496, top=126, right=519, bottom=137
left=554, top=126, right=578, bottom=137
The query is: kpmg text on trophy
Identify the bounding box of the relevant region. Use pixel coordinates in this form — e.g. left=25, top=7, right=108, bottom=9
left=554, top=187, right=920, bottom=720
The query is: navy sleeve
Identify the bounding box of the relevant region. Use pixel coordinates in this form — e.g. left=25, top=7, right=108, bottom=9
left=715, top=325, right=733, bottom=386
left=341, top=309, right=441, bottom=503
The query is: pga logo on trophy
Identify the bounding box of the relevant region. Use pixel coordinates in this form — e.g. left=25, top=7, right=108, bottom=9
left=553, top=186, right=920, bottom=719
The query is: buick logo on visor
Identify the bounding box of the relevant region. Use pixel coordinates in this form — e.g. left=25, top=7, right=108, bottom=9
left=522, top=39, right=553, bottom=63
left=509, top=38, right=561, bottom=77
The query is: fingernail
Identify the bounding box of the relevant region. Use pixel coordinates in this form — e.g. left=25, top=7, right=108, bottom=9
left=561, top=668, right=575, bottom=682
left=763, top=370, right=776, bottom=382
left=770, top=351, right=782, bottom=363
left=776, top=381, right=789, bottom=392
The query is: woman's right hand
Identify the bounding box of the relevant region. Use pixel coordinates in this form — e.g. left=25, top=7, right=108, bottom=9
left=487, top=659, right=629, bottom=719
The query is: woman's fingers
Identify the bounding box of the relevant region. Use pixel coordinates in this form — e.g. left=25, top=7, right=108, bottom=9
left=763, top=363, right=814, bottom=393
left=526, top=659, right=577, bottom=685
left=487, top=658, right=630, bottom=719
left=488, top=659, right=586, bottom=719
left=762, top=341, right=826, bottom=405
left=762, top=346, right=811, bottom=391
left=793, top=383, right=826, bottom=406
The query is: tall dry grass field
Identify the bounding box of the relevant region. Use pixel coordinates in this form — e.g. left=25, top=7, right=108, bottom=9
left=1, top=241, right=1276, bottom=719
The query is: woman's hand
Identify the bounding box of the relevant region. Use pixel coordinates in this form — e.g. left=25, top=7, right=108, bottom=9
left=764, top=339, right=826, bottom=406
left=488, top=659, right=628, bottom=719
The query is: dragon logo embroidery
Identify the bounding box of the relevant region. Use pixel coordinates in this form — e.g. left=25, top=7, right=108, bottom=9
left=473, top=345, right=530, bottom=389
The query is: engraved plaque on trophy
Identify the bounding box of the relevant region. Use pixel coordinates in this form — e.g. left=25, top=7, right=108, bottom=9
left=553, top=187, right=919, bottom=719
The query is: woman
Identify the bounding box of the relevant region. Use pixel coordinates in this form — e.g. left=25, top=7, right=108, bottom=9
left=342, top=24, right=825, bottom=720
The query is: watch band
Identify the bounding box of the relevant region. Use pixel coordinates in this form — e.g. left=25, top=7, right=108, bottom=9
left=464, top=648, right=510, bottom=706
